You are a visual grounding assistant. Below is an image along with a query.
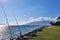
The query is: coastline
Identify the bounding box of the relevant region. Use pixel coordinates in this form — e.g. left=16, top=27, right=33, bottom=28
left=29, top=26, right=60, bottom=40
left=12, top=25, right=48, bottom=40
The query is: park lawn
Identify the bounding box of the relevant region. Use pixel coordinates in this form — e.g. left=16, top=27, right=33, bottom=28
left=29, top=26, right=60, bottom=40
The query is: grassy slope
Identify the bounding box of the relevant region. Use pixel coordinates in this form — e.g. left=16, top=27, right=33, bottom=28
left=29, top=26, right=60, bottom=40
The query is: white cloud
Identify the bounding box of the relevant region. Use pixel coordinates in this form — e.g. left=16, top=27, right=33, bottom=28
left=19, top=17, right=56, bottom=25
left=28, top=17, right=56, bottom=23
left=29, top=17, right=56, bottom=21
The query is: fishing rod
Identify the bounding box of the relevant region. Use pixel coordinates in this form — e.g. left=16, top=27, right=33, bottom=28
left=0, top=3, right=13, bottom=40
left=13, top=14, right=22, bottom=37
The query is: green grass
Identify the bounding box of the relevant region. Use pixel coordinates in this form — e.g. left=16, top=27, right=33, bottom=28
left=29, top=26, right=60, bottom=40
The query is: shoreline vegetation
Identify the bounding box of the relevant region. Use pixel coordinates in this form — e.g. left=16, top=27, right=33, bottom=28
left=29, top=26, right=60, bottom=40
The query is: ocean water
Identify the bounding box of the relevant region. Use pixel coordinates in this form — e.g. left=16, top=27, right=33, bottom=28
left=0, top=25, right=42, bottom=40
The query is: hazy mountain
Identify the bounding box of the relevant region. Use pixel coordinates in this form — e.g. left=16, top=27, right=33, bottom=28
left=26, top=20, right=52, bottom=26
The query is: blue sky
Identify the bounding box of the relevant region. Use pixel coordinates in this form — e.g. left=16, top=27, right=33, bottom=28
left=0, top=0, right=60, bottom=25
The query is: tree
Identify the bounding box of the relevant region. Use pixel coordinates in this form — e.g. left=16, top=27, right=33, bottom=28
left=57, top=16, right=60, bottom=20
left=50, top=16, right=60, bottom=26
